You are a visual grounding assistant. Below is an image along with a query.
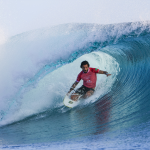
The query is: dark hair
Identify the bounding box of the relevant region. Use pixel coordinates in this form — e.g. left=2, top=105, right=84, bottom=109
left=80, top=61, right=90, bottom=68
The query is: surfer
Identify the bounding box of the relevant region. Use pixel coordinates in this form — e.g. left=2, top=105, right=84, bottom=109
left=67, top=61, right=111, bottom=101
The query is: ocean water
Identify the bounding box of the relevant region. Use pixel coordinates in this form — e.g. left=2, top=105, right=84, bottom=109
left=0, top=22, right=150, bottom=149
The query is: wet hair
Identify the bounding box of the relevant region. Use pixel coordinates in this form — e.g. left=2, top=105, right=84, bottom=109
left=80, top=61, right=90, bottom=68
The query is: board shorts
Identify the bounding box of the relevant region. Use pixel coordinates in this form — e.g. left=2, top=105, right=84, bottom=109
left=75, top=85, right=95, bottom=96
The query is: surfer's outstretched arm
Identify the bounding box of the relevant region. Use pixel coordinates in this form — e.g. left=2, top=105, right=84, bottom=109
left=67, top=81, right=79, bottom=94
left=98, top=70, right=111, bottom=77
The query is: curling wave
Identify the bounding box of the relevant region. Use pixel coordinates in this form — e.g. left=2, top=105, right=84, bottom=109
left=0, top=22, right=150, bottom=148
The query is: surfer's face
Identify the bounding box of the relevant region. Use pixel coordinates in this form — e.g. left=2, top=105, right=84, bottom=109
left=82, top=64, right=89, bottom=73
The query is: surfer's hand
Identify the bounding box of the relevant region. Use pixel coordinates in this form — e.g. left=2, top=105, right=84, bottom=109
left=106, top=73, right=111, bottom=77
left=67, top=92, right=70, bottom=96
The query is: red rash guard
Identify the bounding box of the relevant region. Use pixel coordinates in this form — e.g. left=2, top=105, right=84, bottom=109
left=76, top=67, right=100, bottom=88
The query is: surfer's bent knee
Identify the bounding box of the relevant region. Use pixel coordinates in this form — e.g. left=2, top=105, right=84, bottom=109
left=85, top=90, right=94, bottom=97
left=71, top=93, right=79, bottom=101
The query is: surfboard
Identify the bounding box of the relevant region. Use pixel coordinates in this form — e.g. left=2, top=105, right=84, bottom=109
left=63, top=95, right=79, bottom=108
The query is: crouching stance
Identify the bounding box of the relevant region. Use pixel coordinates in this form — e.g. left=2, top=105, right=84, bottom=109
left=67, top=61, right=111, bottom=101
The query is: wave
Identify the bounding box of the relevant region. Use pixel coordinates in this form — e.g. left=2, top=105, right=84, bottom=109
left=0, top=21, right=150, bottom=131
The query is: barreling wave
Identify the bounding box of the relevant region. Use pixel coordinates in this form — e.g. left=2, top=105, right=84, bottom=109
left=0, top=21, right=150, bottom=147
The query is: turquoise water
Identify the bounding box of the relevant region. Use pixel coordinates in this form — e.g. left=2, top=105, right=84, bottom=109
left=0, top=22, right=150, bottom=149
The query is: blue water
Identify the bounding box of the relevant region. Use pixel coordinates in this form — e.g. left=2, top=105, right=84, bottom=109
left=0, top=22, right=150, bottom=149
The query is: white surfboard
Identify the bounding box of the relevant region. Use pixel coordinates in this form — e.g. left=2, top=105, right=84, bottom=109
left=63, top=95, right=79, bottom=108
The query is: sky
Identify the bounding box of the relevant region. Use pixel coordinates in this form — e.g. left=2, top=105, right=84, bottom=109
left=0, top=0, right=150, bottom=38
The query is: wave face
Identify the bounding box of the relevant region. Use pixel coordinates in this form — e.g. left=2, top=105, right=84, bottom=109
left=0, top=22, right=150, bottom=149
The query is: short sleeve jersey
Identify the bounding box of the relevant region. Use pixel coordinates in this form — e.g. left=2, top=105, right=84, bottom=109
left=76, top=67, right=100, bottom=88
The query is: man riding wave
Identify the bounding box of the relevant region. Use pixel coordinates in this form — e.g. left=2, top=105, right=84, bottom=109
left=67, top=61, right=111, bottom=101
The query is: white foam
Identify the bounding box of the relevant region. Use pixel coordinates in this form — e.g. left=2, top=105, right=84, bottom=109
left=0, top=22, right=148, bottom=125
left=0, top=50, right=119, bottom=126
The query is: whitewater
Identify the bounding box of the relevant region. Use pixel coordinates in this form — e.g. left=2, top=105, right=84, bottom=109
left=0, top=21, right=150, bottom=149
